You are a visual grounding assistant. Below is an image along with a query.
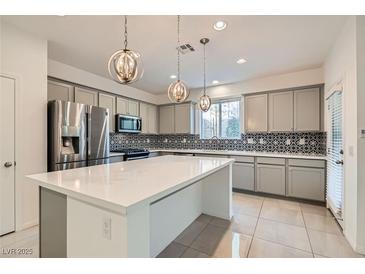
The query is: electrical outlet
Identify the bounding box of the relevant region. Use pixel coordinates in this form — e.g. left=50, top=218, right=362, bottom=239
left=286, top=139, right=291, bottom=145
left=102, top=216, right=112, bottom=240
left=247, top=138, right=254, bottom=144
left=299, top=138, right=305, bottom=145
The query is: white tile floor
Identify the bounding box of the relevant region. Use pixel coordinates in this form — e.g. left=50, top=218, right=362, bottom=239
left=0, top=192, right=363, bottom=258
left=158, top=192, right=363, bottom=258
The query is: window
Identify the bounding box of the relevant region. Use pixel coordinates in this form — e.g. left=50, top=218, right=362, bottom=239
left=200, top=99, right=241, bottom=139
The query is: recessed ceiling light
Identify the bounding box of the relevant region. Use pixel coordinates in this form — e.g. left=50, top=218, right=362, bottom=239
left=212, top=80, right=219, bottom=84
left=236, top=58, right=247, bottom=64
left=170, top=75, right=177, bottom=79
left=213, top=21, right=227, bottom=31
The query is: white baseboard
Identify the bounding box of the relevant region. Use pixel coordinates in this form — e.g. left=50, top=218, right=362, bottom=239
left=18, top=219, right=39, bottom=231
left=355, top=245, right=365, bottom=255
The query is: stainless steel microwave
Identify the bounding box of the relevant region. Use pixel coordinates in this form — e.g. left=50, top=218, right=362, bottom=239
left=115, top=114, right=142, bottom=133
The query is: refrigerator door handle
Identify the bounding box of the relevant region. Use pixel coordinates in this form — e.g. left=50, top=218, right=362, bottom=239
left=87, top=112, right=91, bottom=157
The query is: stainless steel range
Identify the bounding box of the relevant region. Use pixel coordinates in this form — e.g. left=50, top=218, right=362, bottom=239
left=111, top=148, right=150, bottom=161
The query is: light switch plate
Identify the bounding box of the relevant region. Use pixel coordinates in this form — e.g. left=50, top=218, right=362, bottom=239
left=361, top=129, right=365, bottom=138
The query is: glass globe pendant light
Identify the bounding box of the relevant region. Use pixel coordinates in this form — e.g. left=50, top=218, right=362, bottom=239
left=167, top=15, right=190, bottom=103
left=199, top=38, right=211, bottom=112
left=108, top=16, right=143, bottom=84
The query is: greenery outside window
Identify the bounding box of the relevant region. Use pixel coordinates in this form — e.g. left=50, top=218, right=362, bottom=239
left=200, top=99, right=241, bottom=139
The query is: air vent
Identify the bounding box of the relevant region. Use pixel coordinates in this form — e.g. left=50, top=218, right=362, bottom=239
left=177, top=43, right=195, bottom=54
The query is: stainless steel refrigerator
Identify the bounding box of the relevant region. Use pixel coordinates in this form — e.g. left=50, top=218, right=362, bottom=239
left=48, top=100, right=109, bottom=171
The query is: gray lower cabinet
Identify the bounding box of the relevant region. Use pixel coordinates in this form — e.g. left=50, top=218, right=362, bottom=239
left=232, top=162, right=255, bottom=191
left=287, top=166, right=325, bottom=201
left=256, top=164, right=286, bottom=195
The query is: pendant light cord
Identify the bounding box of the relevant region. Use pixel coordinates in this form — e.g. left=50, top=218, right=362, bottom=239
left=203, top=42, right=206, bottom=96
left=177, top=15, right=181, bottom=82
left=124, top=15, right=128, bottom=50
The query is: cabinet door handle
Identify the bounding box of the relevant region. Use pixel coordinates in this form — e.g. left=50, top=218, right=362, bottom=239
left=4, top=162, right=13, bottom=168
left=335, top=160, right=344, bottom=165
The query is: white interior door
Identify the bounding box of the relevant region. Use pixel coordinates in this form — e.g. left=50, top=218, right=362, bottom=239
left=0, top=75, right=16, bottom=235
left=326, top=89, right=344, bottom=227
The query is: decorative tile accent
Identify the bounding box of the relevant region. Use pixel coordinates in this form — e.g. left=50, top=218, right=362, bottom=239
left=110, top=132, right=326, bottom=155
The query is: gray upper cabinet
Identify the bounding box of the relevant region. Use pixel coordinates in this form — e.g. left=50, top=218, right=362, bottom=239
left=116, top=97, right=139, bottom=116
left=175, top=103, right=194, bottom=134
left=140, top=102, right=158, bottom=134
left=159, top=105, right=175, bottom=134
left=269, top=91, right=294, bottom=132
left=294, top=88, right=320, bottom=131
left=245, top=86, right=322, bottom=133
left=47, top=80, right=74, bottom=102
left=128, top=100, right=139, bottom=116
left=139, top=102, right=149, bottom=134
left=116, top=97, right=128, bottom=115
left=159, top=103, right=195, bottom=134
left=98, top=93, right=116, bottom=132
left=244, top=94, right=268, bottom=132
left=148, top=104, right=158, bottom=134
left=74, top=87, right=98, bottom=106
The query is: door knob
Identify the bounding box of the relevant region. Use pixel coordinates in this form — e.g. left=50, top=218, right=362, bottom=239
left=4, top=162, right=13, bottom=168
left=335, top=160, right=344, bottom=165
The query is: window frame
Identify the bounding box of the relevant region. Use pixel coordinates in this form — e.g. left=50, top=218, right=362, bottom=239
left=200, top=97, right=241, bottom=139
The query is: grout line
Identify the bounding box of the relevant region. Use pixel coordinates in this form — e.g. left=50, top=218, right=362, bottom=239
left=181, top=217, right=212, bottom=256
left=246, top=197, right=264, bottom=258
left=300, top=203, right=315, bottom=257
left=253, top=235, right=313, bottom=254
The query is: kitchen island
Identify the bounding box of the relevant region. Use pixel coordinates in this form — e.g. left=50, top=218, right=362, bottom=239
left=28, top=155, right=234, bottom=258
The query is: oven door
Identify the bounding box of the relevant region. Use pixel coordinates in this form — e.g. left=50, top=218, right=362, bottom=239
left=115, top=114, right=142, bottom=133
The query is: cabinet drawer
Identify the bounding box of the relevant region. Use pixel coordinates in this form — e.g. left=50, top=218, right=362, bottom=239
left=288, top=166, right=325, bottom=201
left=230, top=156, right=254, bottom=163
left=257, top=157, right=285, bottom=165
left=256, top=164, right=286, bottom=195
left=232, top=163, right=255, bottom=191
left=288, top=159, right=325, bottom=168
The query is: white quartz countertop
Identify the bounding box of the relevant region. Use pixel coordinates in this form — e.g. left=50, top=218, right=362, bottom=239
left=150, top=149, right=327, bottom=160
left=28, top=155, right=234, bottom=214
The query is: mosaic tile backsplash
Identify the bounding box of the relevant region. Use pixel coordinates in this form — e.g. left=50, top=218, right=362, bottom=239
left=110, top=132, right=326, bottom=155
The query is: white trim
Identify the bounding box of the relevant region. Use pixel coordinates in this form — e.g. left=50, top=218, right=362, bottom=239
left=0, top=73, right=17, bottom=233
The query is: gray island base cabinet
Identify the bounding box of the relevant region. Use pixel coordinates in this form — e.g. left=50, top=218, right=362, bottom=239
left=29, top=156, right=233, bottom=258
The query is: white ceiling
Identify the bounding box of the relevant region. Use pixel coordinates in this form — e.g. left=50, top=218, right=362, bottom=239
left=3, top=15, right=347, bottom=94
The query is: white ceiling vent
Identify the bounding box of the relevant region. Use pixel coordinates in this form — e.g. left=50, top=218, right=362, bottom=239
left=177, top=43, right=195, bottom=54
